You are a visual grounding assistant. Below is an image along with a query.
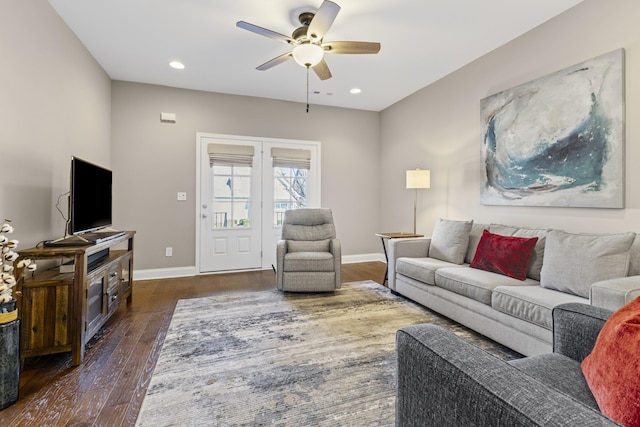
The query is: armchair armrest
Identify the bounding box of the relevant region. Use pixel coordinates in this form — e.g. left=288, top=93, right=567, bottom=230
left=387, top=237, right=430, bottom=290
left=276, top=240, right=286, bottom=290
left=396, top=324, right=618, bottom=426
left=330, top=238, right=342, bottom=288
left=590, top=275, right=640, bottom=311
left=552, top=303, right=612, bottom=363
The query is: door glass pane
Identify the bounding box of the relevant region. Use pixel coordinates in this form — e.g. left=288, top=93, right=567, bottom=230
left=211, top=165, right=252, bottom=229
left=274, top=167, right=307, bottom=226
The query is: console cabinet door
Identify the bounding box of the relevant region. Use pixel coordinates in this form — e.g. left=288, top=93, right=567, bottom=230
left=19, top=278, right=73, bottom=354
left=120, top=253, right=133, bottom=299
left=86, top=269, right=108, bottom=339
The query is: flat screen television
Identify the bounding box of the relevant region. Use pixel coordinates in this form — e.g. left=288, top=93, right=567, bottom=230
left=69, top=156, right=113, bottom=235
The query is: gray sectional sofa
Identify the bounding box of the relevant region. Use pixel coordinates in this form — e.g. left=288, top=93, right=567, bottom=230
left=396, top=303, right=619, bottom=426
left=388, top=219, right=640, bottom=356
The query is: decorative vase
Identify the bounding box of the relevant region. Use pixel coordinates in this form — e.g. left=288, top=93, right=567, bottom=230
left=0, top=299, right=20, bottom=410
left=0, top=299, right=17, bottom=323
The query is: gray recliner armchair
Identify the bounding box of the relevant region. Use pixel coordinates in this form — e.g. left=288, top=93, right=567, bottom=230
left=276, top=208, right=341, bottom=292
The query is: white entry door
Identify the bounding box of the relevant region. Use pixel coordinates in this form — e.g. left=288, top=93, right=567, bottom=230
left=199, top=137, right=262, bottom=272
left=197, top=133, right=321, bottom=273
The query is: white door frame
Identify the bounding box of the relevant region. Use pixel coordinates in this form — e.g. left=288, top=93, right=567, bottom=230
left=195, top=132, right=321, bottom=274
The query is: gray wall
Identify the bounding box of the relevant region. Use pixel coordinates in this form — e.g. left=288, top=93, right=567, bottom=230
left=111, top=82, right=380, bottom=270
left=0, top=0, right=111, bottom=246
left=4, top=0, right=640, bottom=275
left=380, top=0, right=640, bottom=235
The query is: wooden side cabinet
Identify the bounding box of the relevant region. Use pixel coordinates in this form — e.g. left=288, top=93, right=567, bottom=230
left=15, top=231, right=135, bottom=366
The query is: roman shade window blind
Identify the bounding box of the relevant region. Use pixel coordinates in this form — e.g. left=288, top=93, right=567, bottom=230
left=271, top=147, right=311, bottom=170
left=208, top=143, right=255, bottom=167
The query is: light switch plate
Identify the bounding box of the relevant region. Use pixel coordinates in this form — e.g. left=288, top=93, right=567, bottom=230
left=177, top=192, right=187, bottom=201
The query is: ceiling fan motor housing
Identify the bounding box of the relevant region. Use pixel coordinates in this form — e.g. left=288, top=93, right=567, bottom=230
left=292, top=25, right=310, bottom=42
left=293, top=12, right=316, bottom=42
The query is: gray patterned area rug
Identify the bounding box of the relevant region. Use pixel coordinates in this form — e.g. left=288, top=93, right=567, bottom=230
left=136, top=281, right=520, bottom=426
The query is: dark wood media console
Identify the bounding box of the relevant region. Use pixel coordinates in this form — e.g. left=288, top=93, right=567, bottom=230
left=15, top=231, right=135, bottom=366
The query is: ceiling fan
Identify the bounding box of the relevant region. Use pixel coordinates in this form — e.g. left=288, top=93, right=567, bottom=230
left=236, top=0, right=381, bottom=81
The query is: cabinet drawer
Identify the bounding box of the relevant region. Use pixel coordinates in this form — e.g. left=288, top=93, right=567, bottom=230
left=107, top=263, right=120, bottom=287
left=107, top=284, right=120, bottom=314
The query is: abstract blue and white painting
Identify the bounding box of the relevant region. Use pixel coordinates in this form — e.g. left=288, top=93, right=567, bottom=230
left=480, top=49, right=624, bottom=208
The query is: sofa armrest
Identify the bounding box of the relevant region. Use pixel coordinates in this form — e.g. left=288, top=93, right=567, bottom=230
left=552, top=303, right=613, bottom=363
left=590, top=275, right=640, bottom=311
left=330, top=238, right=342, bottom=288
left=396, top=324, right=618, bottom=426
left=387, top=237, right=431, bottom=290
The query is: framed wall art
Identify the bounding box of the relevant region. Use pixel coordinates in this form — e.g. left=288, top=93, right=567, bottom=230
left=480, top=48, right=625, bottom=208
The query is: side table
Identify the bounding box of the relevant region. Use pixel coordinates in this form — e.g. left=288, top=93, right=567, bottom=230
left=375, top=232, right=424, bottom=286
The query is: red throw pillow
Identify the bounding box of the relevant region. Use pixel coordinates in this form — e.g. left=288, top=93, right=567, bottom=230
left=582, top=297, right=640, bottom=427
left=470, top=230, right=538, bottom=280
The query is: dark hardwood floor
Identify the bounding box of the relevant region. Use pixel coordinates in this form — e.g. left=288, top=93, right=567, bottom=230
left=1, top=262, right=386, bottom=426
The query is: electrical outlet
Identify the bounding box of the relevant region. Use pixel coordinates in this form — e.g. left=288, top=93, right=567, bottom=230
left=177, top=192, right=187, bottom=201
left=165, top=247, right=173, bottom=257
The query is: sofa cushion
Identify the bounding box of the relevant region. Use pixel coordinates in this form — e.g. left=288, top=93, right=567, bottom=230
left=509, top=354, right=599, bottom=411
left=396, top=257, right=464, bottom=286
left=590, top=276, right=640, bottom=311
left=492, top=285, right=587, bottom=330
left=540, top=230, right=635, bottom=298
left=283, top=252, right=334, bottom=272
left=435, top=267, right=538, bottom=305
left=470, top=230, right=538, bottom=280
left=429, top=218, right=473, bottom=264
left=582, top=296, right=640, bottom=427
left=490, top=224, right=548, bottom=281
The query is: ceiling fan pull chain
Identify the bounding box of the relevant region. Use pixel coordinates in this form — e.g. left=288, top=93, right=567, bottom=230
left=306, top=65, right=310, bottom=113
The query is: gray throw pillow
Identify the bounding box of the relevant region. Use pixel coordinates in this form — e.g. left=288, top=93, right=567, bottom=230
left=429, top=218, right=473, bottom=264
left=465, top=223, right=489, bottom=264
left=540, top=230, right=635, bottom=298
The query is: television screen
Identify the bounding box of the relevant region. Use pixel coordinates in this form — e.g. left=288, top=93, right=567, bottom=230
left=69, top=157, right=113, bottom=235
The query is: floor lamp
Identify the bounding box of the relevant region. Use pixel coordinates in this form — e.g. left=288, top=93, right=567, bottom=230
left=406, top=168, right=431, bottom=234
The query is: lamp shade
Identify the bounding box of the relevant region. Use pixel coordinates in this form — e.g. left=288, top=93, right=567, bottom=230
left=406, top=169, right=431, bottom=189
left=292, top=43, right=324, bottom=67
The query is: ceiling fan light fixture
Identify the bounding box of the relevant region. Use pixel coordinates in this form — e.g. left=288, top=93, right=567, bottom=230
left=292, top=43, right=324, bottom=67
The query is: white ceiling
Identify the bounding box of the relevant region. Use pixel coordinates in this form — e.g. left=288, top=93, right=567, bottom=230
left=48, top=0, right=583, bottom=112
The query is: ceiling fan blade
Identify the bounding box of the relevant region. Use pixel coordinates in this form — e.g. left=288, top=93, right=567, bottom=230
left=256, top=52, right=293, bottom=71
left=307, top=0, right=341, bottom=42
left=323, top=41, right=381, bottom=54
left=312, top=58, right=332, bottom=80
left=236, top=21, right=296, bottom=45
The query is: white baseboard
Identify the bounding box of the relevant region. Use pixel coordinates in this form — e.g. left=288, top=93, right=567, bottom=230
left=343, top=253, right=385, bottom=264
left=134, top=266, right=197, bottom=281
left=133, top=253, right=385, bottom=281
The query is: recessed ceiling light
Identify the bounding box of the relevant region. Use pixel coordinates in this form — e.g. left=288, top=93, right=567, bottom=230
left=169, top=61, right=185, bottom=70
left=350, top=88, right=362, bottom=94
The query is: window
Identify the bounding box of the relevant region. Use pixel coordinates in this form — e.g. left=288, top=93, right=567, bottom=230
left=207, top=143, right=255, bottom=229
left=211, top=165, right=252, bottom=228
left=274, top=167, right=307, bottom=226
left=271, top=147, right=311, bottom=227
